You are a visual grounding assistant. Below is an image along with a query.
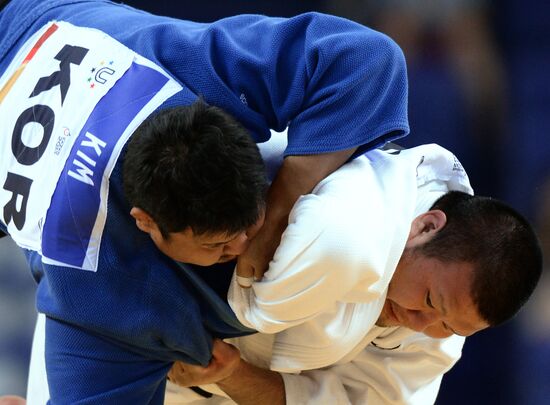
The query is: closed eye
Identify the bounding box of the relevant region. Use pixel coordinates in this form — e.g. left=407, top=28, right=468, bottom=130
left=426, top=291, right=434, bottom=308
left=203, top=243, right=225, bottom=249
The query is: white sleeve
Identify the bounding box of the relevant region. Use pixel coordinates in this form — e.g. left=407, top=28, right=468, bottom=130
left=281, top=334, right=465, bottom=405
left=228, top=155, right=415, bottom=337
left=229, top=187, right=387, bottom=334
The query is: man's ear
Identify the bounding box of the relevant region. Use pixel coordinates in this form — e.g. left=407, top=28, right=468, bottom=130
left=130, top=207, right=157, bottom=234
left=405, top=210, right=447, bottom=248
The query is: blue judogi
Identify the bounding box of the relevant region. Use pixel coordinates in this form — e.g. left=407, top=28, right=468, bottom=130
left=0, top=0, right=409, bottom=403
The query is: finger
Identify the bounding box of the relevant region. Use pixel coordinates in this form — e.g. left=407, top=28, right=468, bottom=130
left=235, top=259, right=254, bottom=288
left=212, top=339, right=239, bottom=359
left=168, top=362, right=210, bottom=387
left=167, top=362, right=183, bottom=385
left=236, top=274, right=253, bottom=288
left=253, top=265, right=266, bottom=282
left=167, top=369, right=178, bottom=385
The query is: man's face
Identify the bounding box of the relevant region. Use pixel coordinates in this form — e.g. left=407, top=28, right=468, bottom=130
left=131, top=207, right=263, bottom=266
left=376, top=210, right=489, bottom=338
left=149, top=227, right=250, bottom=266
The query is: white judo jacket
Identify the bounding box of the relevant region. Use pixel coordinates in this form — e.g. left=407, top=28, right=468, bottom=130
left=166, top=140, right=474, bottom=404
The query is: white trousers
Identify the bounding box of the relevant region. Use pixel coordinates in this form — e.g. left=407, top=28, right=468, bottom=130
left=26, top=314, right=49, bottom=405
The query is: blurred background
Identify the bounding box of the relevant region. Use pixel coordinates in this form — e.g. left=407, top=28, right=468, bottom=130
left=1, top=0, right=549, bottom=403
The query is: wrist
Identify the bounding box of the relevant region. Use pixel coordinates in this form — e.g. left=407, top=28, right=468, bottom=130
left=217, top=358, right=246, bottom=389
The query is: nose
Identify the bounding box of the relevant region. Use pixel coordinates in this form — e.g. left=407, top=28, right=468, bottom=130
left=223, top=232, right=249, bottom=256
left=405, top=309, right=440, bottom=332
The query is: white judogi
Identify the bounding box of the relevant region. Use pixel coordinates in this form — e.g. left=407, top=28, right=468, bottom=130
left=167, top=142, right=473, bottom=404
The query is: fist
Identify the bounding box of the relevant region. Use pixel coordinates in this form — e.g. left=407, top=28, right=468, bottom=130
left=168, top=339, right=241, bottom=387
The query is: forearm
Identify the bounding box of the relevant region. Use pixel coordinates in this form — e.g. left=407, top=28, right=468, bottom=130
left=236, top=148, right=357, bottom=282
left=217, top=359, right=285, bottom=405
left=269, top=149, right=356, bottom=214
left=262, top=149, right=356, bottom=245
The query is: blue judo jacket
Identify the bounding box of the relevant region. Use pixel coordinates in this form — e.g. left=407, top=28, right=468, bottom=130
left=0, top=0, right=409, bottom=402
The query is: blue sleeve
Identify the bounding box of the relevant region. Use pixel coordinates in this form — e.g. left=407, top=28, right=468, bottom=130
left=173, top=12, right=410, bottom=155
left=45, top=316, right=170, bottom=405
left=6, top=2, right=408, bottom=154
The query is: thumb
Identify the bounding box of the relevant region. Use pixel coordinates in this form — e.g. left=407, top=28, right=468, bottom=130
left=235, top=257, right=254, bottom=288
left=211, top=339, right=240, bottom=361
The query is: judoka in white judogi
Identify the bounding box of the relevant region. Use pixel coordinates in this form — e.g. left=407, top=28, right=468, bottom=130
left=166, top=136, right=473, bottom=404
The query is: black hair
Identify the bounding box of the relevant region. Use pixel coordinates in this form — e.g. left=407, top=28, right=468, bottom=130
left=420, top=191, right=543, bottom=326
left=123, top=99, right=268, bottom=238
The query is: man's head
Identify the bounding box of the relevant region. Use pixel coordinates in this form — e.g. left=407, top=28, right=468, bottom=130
left=123, top=100, right=268, bottom=266
left=377, top=191, right=542, bottom=338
